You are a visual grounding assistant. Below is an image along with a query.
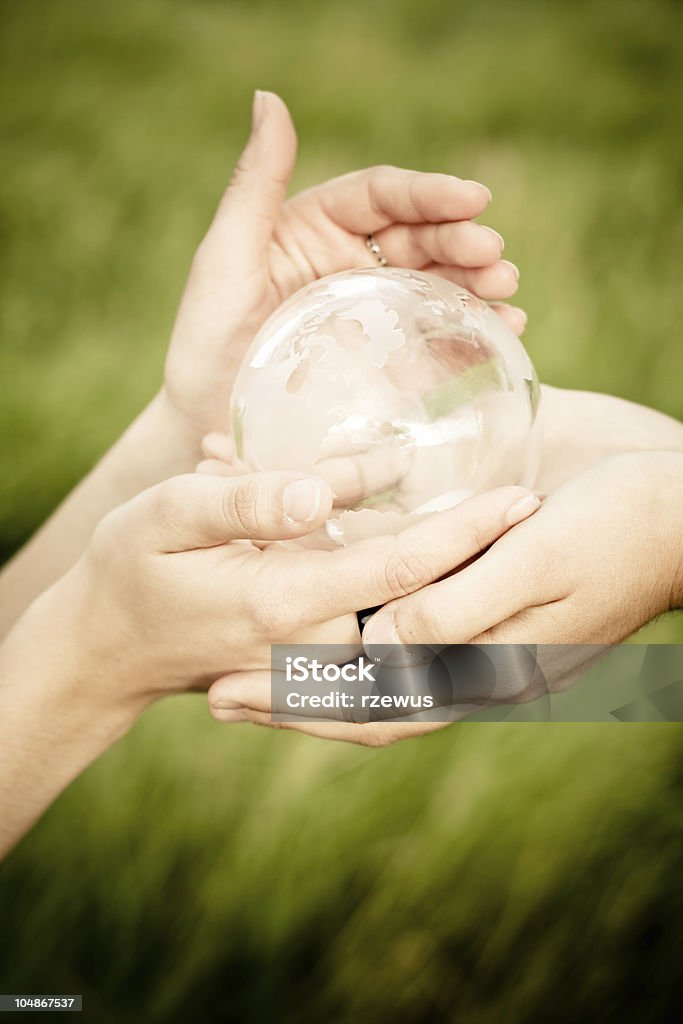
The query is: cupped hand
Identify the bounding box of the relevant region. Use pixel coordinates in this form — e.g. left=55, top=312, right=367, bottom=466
left=164, top=91, right=523, bottom=440
left=66, top=476, right=539, bottom=707
left=362, top=451, right=683, bottom=667
left=206, top=487, right=542, bottom=742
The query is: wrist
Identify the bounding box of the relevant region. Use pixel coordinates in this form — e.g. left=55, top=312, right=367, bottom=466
left=1, top=565, right=151, bottom=735
left=109, top=389, right=205, bottom=495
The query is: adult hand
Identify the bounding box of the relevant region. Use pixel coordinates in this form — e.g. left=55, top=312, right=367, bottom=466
left=163, top=91, right=522, bottom=441
left=206, top=486, right=542, bottom=742
left=0, top=474, right=526, bottom=854
left=360, top=452, right=683, bottom=698
left=0, top=91, right=523, bottom=633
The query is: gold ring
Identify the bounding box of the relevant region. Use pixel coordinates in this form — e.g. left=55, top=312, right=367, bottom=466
left=366, top=233, right=388, bottom=267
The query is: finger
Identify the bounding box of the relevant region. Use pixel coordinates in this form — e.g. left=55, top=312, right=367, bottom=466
left=126, top=472, right=334, bottom=552
left=362, top=504, right=566, bottom=649
left=489, top=303, right=527, bottom=336
left=315, top=167, right=491, bottom=235
left=202, top=91, right=297, bottom=260
left=209, top=666, right=373, bottom=719
left=208, top=677, right=448, bottom=744
left=201, top=432, right=235, bottom=462
left=209, top=671, right=272, bottom=713
left=273, top=486, right=541, bottom=623
left=374, top=220, right=504, bottom=270
left=423, top=260, right=520, bottom=300
left=314, top=442, right=410, bottom=506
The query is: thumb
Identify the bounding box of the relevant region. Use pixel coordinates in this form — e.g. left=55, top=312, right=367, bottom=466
left=121, top=471, right=333, bottom=553
left=208, top=91, right=297, bottom=257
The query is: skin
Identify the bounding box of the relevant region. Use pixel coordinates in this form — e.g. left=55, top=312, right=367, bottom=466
left=362, top=450, right=683, bottom=647
left=207, top=448, right=683, bottom=744
left=0, top=478, right=539, bottom=857
left=0, top=89, right=525, bottom=855
left=4, top=91, right=681, bottom=845
left=0, top=91, right=520, bottom=634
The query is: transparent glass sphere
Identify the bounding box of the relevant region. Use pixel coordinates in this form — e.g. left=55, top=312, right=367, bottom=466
left=231, top=267, right=541, bottom=545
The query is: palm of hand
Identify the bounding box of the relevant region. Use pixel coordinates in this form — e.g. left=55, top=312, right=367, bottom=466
left=163, top=92, right=520, bottom=439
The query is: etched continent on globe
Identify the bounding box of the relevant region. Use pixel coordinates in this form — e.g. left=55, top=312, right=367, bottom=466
left=231, top=267, right=541, bottom=545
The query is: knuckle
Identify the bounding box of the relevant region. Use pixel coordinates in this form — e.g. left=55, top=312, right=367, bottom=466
left=403, top=600, right=450, bottom=645
left=462, top=518, right=491, bottom=556
left=148, top=478, right=186, bottom=538
left=247, top=584, right=300, bottom=638
left=224, top=478, right=264, bottom=536
left=228, top=156, right=250, bottom=189
left=383, top=546, right=433, bottom=600
left=90, top=507, right=122, bottom=562
left=152, top=477, right=184, bottom=515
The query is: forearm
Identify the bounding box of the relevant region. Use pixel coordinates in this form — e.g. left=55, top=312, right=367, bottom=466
left=0, top=390, right=199, bottom=636
left=537, top=386, right=683, bottom=493
left=0, top=572, right=147, bottom=859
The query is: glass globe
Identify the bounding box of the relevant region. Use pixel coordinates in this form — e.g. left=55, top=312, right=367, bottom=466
left=231, top=267, right=541, bottom=545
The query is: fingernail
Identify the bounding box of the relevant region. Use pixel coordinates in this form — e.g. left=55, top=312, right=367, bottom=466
left=211, top=704, right=249, bottom=720
left=362, top=611, right=400, bottom=649
left=464, top=180, right=492, bottom=202
left=488, top=227, right=504, bottom=252
left=252, top=89, right=266, bottom=131
left=214, top=708, right=248, bottom=723
left=506, top=493, right=541, bottom=526
left=511, top=305, right=527, bottom=329
left=283, top=478, right=323, bottom=523
left=503, top=260, right=520, bottom=282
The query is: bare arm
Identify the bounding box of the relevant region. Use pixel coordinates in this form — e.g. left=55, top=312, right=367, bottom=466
left=536, top=385, right=683, bottom=493
left=0, top=92, right=519, bottom=638
left=0, top=393, right=198, bottom=634
left=0, top=470, right=542, bottom=858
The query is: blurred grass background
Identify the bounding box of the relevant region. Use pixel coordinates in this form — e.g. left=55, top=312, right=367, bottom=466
left=1, top=0, right=682, bottom=1021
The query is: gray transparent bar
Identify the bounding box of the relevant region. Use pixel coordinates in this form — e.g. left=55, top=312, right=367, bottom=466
left=271, top=644, right=683, bottom=723
left=0, top=996, right=82, bottom=1012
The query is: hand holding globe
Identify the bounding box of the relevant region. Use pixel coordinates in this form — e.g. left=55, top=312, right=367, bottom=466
left=231, top=267, right=541, bottom=545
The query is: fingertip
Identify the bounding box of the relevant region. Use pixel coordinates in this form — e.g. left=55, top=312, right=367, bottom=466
left=499, top=259, right=520, bottom=289
left=207, top=676, right=237, bottom=710
left=506, top=492, right=542, bottom=526
left=471, top=260, right=520, bottom=301
left=282, top=475, right=333, bottom=528
left=462, top=179, right=492, bottom=204
left=255, top=90, right=297, bottom=150
left=490, top=303, right=527, bottom=335
left=210, top=706, right=249, bottom=723
left=201, top=432, right=233, bottom=461
left=508, top=305, right=527, bottom=334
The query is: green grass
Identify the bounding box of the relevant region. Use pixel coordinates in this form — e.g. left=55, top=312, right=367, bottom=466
left=1, top=1, right=682, bottom=1021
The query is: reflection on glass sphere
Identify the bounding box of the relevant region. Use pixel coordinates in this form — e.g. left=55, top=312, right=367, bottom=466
left=231, top=267, right=541, bottom=545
